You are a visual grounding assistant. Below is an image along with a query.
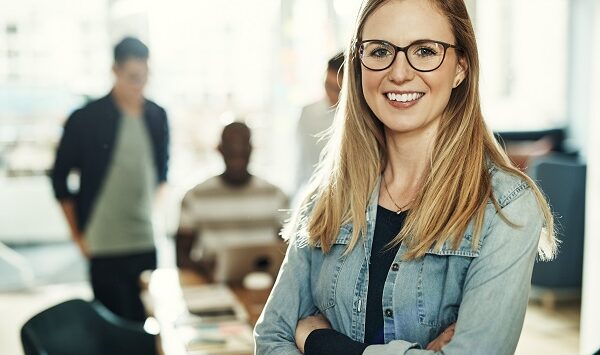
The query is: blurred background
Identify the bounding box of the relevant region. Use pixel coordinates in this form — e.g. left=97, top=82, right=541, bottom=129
left=0, top=0, right=598, bottom=354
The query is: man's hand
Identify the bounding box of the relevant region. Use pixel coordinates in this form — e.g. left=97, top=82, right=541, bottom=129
left=58, top=200, right=89, bottom=258
left=426, top=323, right=456, bottom=351
left=295, top=313, right=331, bottom=354
left=74, top=234, right=90, bottom=259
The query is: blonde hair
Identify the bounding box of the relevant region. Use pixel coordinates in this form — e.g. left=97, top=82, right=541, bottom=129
left=289, top=0, right=556, bottom=261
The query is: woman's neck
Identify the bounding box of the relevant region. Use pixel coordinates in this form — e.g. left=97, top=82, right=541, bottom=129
left=380, top=125, right=437, bottom=207
left=384, top=126, right=436, bottom=180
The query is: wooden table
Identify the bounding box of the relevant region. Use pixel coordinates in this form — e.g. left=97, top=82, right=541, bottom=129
left=142, top=268, right=271, bottom=355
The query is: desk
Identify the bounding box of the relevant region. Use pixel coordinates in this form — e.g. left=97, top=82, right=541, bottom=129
left=142, top=268, right=270, bottom=355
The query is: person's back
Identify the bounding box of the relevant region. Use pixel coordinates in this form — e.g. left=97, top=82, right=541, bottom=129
left=51, top=37, right=169, bottom=322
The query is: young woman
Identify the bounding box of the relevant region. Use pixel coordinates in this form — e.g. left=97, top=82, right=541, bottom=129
left=254, top=0, right=557, bottom=354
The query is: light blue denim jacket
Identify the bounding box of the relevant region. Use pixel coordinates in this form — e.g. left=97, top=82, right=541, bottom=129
left=254, top=166, right=544, bottom=355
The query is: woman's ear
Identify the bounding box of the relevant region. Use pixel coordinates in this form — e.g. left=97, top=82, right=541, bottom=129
left=453, top=56, right=468, bottom=88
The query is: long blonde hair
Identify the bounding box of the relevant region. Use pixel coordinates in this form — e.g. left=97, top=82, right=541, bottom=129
left=289, top=0, right=556, bottom=261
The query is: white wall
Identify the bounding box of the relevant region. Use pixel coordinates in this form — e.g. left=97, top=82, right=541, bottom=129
left=567, top=0, right=594, bottom=158
left=580, top=0, right=600, bottom=353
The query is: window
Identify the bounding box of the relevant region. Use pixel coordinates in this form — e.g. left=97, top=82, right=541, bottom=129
left=473, top=0, right=568, bottom=131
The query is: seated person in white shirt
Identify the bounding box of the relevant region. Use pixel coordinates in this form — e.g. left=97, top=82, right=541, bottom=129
left=175, top=122, right=288, bottom=280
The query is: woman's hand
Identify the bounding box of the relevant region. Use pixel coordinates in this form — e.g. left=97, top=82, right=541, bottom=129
left=426, top=323, right=456, bottom=351
left=295, top=313, right=332, bottom=353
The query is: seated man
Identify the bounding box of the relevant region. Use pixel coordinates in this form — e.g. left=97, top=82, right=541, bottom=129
left=175, top=122, right=288, bottom=281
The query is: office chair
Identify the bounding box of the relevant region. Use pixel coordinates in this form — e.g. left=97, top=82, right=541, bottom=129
left=21, top=298, right=156, bottom=355
left=528, top=154, right=586, bottom=296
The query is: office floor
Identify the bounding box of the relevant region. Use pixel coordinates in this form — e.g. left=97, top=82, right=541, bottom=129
left=516, top=302, right=580, bottom=355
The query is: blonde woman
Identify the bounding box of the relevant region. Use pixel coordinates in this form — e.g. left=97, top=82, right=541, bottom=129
left=254, top=0, right=556, bottom=354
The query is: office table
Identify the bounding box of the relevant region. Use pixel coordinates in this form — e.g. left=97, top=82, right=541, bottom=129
left=142, top=268, right=271, bottom=354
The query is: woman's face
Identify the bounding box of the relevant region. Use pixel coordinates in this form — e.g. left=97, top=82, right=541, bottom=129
left=361, top=0, right=466, bottom=138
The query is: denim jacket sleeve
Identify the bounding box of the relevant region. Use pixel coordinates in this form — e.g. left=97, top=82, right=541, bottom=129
left=363, top=188, right=544, bottom=355
left=254, top=233, right=319, bottom=354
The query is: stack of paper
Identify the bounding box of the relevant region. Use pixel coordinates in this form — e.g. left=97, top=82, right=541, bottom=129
left=173, top=284, right=254, bottom=354
left=180, top=284, right=248, bottom=322
left=180, top=321, right=254, bottom=354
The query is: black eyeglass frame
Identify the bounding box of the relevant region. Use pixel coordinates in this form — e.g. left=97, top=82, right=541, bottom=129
left=358, top=39, right=462, bottom=73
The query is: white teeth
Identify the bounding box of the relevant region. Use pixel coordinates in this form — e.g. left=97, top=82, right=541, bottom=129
left=386, top=92, right=422, bottom=103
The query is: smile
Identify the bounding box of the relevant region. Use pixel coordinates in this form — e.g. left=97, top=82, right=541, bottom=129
left=385, top=92, right=425, bottom=103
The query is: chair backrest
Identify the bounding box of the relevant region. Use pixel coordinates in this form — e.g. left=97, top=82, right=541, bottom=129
left=528, top=154, right=586, bottom=288
left=21, top=299, right=156, bottom=355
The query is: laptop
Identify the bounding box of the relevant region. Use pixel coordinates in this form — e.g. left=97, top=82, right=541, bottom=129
left=212, top=241, right=286, bottom=284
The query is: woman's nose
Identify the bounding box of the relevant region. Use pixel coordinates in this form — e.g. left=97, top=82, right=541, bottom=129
left=387, top=52, right=415, bottom=83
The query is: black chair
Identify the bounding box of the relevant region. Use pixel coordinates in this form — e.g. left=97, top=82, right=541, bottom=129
left=528, top=154, right=586, bottom=292
left=21, top=299, right=157, bottom=355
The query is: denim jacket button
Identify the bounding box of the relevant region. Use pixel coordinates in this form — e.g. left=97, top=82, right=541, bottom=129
left=385, top=309, right=393, bottom=318
left=391, top=263, right=399, bottom=271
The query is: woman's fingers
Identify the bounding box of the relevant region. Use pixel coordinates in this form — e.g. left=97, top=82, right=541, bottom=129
left=426, top=323, right=456, bottom=351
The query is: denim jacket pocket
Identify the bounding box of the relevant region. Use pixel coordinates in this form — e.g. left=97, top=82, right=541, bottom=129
left=313, top=224, right=353, bottom=312
left=416, top=232, right=480, bottom=328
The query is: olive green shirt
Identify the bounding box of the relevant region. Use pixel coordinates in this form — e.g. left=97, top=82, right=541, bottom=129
left=85, top=115, right=156, bottom=256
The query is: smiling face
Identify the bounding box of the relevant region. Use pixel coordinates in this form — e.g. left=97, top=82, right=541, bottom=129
left=360, top=0, right=467, bottom=139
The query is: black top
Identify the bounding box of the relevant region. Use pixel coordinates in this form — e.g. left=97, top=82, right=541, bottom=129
left=305, top=206, right=406, bottom=355
left=51, top=92, right=170, bottom=231
left=365, top=206, right=405, bottom=343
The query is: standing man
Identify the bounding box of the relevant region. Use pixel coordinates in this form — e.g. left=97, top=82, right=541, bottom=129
left=295, top=51, right=344, bottom=195
left=51, top=37, right=169, bottom=322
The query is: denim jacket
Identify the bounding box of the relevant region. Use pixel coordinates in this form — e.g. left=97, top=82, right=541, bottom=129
left=254, top=166, right=544, bottom=355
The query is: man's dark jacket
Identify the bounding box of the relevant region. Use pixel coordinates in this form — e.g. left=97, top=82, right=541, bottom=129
left=51, top=92, right=169, bottom=231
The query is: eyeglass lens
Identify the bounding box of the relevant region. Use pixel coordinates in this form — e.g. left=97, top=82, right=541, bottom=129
left=360, top=41, right=446, bottom=71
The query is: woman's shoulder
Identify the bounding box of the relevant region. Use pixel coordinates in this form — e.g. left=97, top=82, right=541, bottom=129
left=483, top=164, right=544, bottom=237
left=476, top=165, right=546, bottom=256
left=488, top=164, right=533, bottom=209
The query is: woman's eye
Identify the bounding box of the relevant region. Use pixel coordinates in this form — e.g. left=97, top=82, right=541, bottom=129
left=414, top=47, right=438, bottom=57
left=370, top=47, right=391, bottom=58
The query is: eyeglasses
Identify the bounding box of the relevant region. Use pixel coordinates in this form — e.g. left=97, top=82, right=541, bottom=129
left=358, top=39, right=460, bottom=72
